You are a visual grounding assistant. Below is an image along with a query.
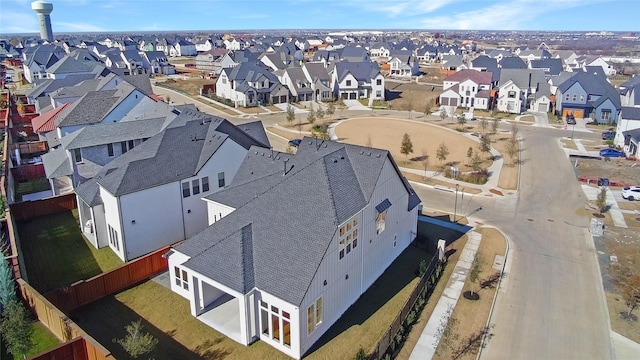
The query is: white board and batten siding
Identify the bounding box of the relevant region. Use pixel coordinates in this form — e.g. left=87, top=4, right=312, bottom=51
left=298, top=158, right=419, bottom=357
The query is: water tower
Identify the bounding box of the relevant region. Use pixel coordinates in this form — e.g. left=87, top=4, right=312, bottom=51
left=31, top=0, right=54, bottom=42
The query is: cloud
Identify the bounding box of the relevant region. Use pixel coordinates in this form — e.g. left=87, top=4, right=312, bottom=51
left=0, top=10, right=38, bottom=34
left=418, top=0, right=584, bottom=30
left=54, top=21, right=105, bottom=32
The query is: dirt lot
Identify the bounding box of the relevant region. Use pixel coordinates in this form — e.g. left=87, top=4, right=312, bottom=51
left=386, top=81, right=442, bottom=113
left=573, top=156, right=640, bottom=342
left=575, top=157, right=639, bottom=187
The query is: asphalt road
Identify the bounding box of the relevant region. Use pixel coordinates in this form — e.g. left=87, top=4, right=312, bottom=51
left=414, top=126, right=613, bottom=359
left=154, top=86, right=613, bottom=358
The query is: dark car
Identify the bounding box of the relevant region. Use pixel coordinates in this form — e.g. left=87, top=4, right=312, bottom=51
left=599, top=148, right=625, bottom=158
left=288, top=138, right=302, bottom=147
left=566, top=114, right=576, bottom=125
left=602, top=131, right=615, bottom=140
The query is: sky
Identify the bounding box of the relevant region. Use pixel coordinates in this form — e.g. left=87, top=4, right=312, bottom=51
left=0, top=0, right=639, bottom=35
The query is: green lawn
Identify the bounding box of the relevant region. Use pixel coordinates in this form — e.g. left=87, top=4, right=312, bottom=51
left=18, top=209, right=123, bottom=293
left=16, top=178, right=50, bottom=197
left=1, top=321, right=60, bottom=359
left=71, top=245, right=432, bottom=359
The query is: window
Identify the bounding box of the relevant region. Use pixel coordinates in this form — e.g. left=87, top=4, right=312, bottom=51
left=376, top=79, right=382, bottom=85
left=580, top=94, right=585, bottom=102
left=507, top=91, right=516, bottom=99
left=564, top=93, right=570, bottom=101
left=307, top=297, right=323, bottom=335
left=108, top=224, right=119, bottom=251
left=218, top=172, right=225, bottom=188
left=202, top=177, right=210, bottom=192
left=260, top=300, right=291, bottom=348
left=376, top=90, right=382, bottom=97
left=572, top=94, right=577, bottom=102
left=375, top=199, right=391, bottom=235
left=73, top=149, right=82, bottom=163
left=192, top=179, right=200, bottom=195
left=346, top=80, right=352, bottom=86
left=174, top=266, right=189, bottom=290
left=121, top=141, right=128, bottom=154
left=128, top=140, right=135, bottom=150
left=602, top=110, right=611, bottom=122
left=107, top=143, right=114, bottom=157
left=182, top=182, right=190, bottom=198
left=338, top=216, right=359, bottom=259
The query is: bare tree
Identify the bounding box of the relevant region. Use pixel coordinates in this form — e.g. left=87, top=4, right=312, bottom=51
left=510, top=122, right=519, bottom=140
left=421, top=148, right=430, bottom=178
left=307, top=106, right=316, bottom=125
left=326, top=102, right=335, bottom=121
left=623, top=275, right=640, bottom=317
left=400, top=133, right=414, bottom=163
left=440, top=107, right=447, bottom=122
left=466, top=147, right=474, bottom=166
left=506, top=137, right=519, bottom=165
left=480, top=118, right=488, bottom=133
left=480, top=134, right=491, bottom=159
left=286, top=103, right=295, bottom=125
left=436, top=142, right=450, bottom=165
left=491, top=118, right=500, bottom=134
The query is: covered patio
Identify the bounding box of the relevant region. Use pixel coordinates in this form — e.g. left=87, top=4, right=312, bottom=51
left=193, top=279, right=243, bottom=344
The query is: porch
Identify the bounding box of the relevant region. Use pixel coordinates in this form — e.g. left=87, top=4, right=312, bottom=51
left=195, top=281, right=243, bottom=344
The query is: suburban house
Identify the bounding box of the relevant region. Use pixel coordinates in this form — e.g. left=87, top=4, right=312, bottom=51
left=21, top=44, right=67, bottom=83
left=276, top=67, right=313, bottom=102
left=170, top=39, right=197, bottom=57
left=75, top=111, right=270, bottom=262
left=528, top=58, right=563, bottom=76
left=614, top=107, right=640, bottom=157
left=302, top=63, right=332, bottom=102
left=330, top=62, right=385, bottom=102
left=496, top=69, right=546, bottom=114
left=387, top=50, right=420, bottom=78
left=143, top=51, right=175, bottom=75
left=368, top=42, right=392, bottom=58
left=216, top=63, right=291, bottom=107
left=166, top=138, right=421, bottom=359
left=439, top=69, right=493, bottom=110
left=517, top=49, right=551, bottom=64
left=555, top=70, right=621, bottom=123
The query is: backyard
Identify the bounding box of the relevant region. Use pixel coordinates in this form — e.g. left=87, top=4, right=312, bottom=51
left=17, top=209, right=123, bottom=293
left=71, top=243, right=433, bottom=359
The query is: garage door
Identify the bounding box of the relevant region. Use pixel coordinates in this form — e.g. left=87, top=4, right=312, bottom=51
left=573, top=109, right=584, bottom=118
left=349, top=93, right=356, bottom=100
left=537, top=103, right=548, bottom=112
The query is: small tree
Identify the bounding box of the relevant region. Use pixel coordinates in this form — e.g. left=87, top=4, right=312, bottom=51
left=491, top=118, right=499, bottom=134
left=466, top=147, right=474, bottom=166
left=468, top=253, right=482, bottom=297
left=407, top=99, right=413, bottom=118
left=471, top=151, right=483, bottom=172
left=400, top=133, right=414, bottom=163
left=596, top=187, right=608, bottom=214
left=480, top=134, right=491, bottom=159
left=457, top=116, right=467, bottom=131
left=623, top=275, right=640, bottom=317
left=480, top=118, right=488, bottom=133
left=511, top=122, right=519, bottom=140
left=421, top=148, right=430, bottom=178
left=355, top=347, right=368, bottom=360
left=1, top=300, right=33, bottom=359
left=316, top=106, right=325, bottom=123
left=307, top=106, right=316, bottom=125
left=114, top=319, right=158, bottom=359
left=436, top=142, right=450, bottom=165
left=439, top=107, right=447, bottom=122
left=0, top=257, right=17, bottom=312
left=424, top=98, right=435, bottom=117
left=506, top=137, right=519, bottom=165
left=286, top=104, right=295, bottom=125
left=326, top=102, right=335, bottom=121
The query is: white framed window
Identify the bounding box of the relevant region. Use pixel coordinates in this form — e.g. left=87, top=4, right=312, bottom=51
left=182, top=182, right=190, bottom=198
left=192, top=179, right=200, bottom=195
left=260, top=300, right=291, bottom=348
left=346, top=80, right=352, bottom=86
left=218, top=172, right=225, bottom=188
left=174, top=266, right=189, bottom=290
left=107, top=143, right=114, bottom=157
left=307, top=297, right=323, bottom=335
left=338, top=216, right=359, bottom=260
left=564, top=93, right=570, bottom=101
left=375, top=199, right=391, bottom=235
left=73, top=149, right=83, bottom=163
left=108, top=224, right=119, bottom=251
left=202, top=176, right=210, bottom=192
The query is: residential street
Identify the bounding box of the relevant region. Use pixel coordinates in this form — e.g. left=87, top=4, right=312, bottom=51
left=152, top=86, right=615, bottom=358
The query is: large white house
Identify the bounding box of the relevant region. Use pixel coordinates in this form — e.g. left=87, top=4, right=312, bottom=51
left=615, top=107, right=640, bottom=157
left=167, top=138, right=421, bottom=359
left=439, top=69, right=494, bottom=110
left=331, top=62, right=385, bottom=102
left=75, top=111, right=270, bottom=261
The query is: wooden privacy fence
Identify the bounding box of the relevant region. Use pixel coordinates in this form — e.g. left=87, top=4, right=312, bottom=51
left=9, top=192, right=77, bottom=220
left=46, top=246, right=170, bottom=313
left=368, top=254, right=444, bottom=360
left=11, top=140, right=47, bottom=155
left=11, top=163, right=45, bottom=181
left=18, top=279, right=114, bottom=360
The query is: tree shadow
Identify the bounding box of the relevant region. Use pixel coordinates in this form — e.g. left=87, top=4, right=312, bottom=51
left=386, top=90, right=402, bottom=101
left=71, top=295, right=227, bottom=360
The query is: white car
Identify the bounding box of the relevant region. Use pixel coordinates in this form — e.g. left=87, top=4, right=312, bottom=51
left=621, top=186, right=640, bottom=201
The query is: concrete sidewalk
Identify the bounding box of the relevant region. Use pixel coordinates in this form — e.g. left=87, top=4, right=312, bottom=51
left=409, top=231, right=483, bottom=360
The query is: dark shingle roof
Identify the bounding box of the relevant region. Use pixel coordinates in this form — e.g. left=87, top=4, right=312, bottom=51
left=177, top=138, right=420, bottom=305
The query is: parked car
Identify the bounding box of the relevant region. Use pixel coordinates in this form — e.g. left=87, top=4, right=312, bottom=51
left=599, top=148, right=625, bottom=158
left=566, top=114, right=576, bottom=125
left=602, top=131, right=616, bottom=140
left=288, top=138, right=302, bottom=147
left=622, top=186, right=640, bottom=201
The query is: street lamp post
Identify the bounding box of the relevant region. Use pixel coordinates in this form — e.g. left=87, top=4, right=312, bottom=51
left=571, top=123, right=575, bottom=139
left=453, top=184, right=459, bottom=223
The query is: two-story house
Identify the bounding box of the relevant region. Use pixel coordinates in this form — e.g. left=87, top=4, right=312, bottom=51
left=75, top=111, right=270, bottom=261
left=388, top=50, right=420, bottom=78
left=330, top=62, right=385, bottom=102
left=166, top=138, right=421, bottom=359
left=555, top=70, right=621, bottom=123
left=496, top=69, right=546, bottom=114
left=439, top=69, right=493, bottom=110
left=216, top=63, right=290, bottom=107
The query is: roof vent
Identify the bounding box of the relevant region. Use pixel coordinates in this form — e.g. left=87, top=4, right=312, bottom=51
left=333, top=159, right=338, bottom=163
left=359, top=151, right=364, bottom=155
left=376, top=154, right=381, bottom=158
left=340, top=156, right=344, bottom=160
